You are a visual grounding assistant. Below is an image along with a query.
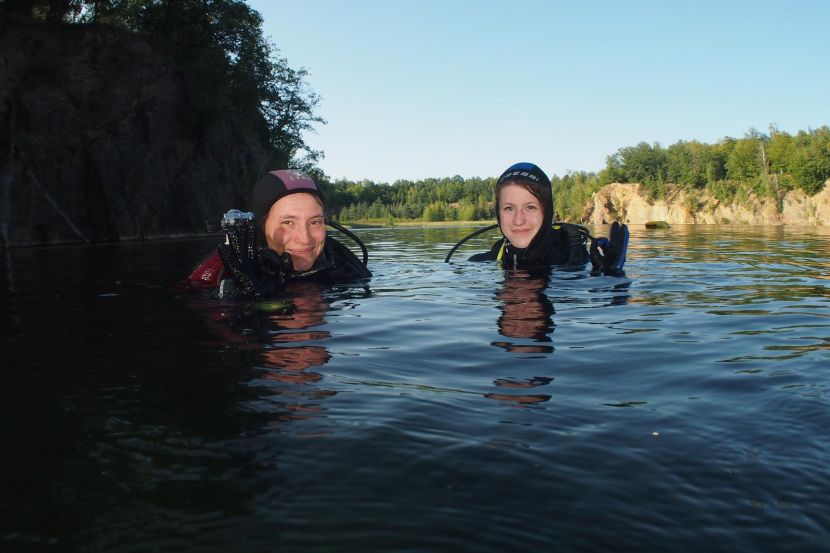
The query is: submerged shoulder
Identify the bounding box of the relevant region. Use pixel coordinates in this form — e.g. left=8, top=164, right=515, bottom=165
left=187, top=251, right=225, bottom=287
left=468, top=251, right=495, bottom=262
left=326, top=236, right=372, bottom=278
left=467, top=238, right=504, bottom=262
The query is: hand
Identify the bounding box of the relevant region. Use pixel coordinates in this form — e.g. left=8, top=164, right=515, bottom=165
left=561, top=223, right=588, bottom=268
left=217, top=217, right=291, bottom=298
left=590, top=221, right=629, bottom=276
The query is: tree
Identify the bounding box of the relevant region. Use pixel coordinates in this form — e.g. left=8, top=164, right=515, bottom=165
left=422, top=202, right=446, bottom=222
left=791, top=127, right=830, bottom=195
left=457, top=202, right=476, bottom=221
left=666, top=141, right=709, bottom=188
left=612, top=142, right=667, bottom=186
left=7, top=0, right=325, bottom=169
left=726, top=135, right=764, bottom=182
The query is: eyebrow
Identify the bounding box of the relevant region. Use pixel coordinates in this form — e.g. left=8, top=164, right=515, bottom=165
left=279, top=214, right=324, bottom=220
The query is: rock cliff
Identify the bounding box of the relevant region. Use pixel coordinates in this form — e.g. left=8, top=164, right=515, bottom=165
left=588, top=181, right=830, bottom=226
left=1, top=19, right=271, bottom=246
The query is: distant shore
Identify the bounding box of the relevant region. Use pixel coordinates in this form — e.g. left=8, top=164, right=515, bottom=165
left=343, top=220, right=495, bottom=229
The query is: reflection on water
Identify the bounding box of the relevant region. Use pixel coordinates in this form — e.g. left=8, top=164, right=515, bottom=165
left=493, top=270, right=555, bottom=350
left=488, top=270, right=556, bottom=404
left=1, top=225, right=829, bottom=552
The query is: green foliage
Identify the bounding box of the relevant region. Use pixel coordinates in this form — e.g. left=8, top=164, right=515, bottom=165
left=552, top=171, right=602, bottom=221
left=666, top=141, right=709, bottom=188
left=706, top=179, right=738, bottom=204
left=457, top=202, right=477, bottom=221
left=640, top=179, right=667, bottom=201
left=685, top=192, right=703, bottom=214
left=598, top=126, right=829, bottom=199
left=9, top=0, right=324, bottom=169
left=790, top=128, right=830, bottom=194
left=602, top=142, right=675, bottom=191
left=726, top=136, right=763, bottom=181
left=422, top=202, right=446, bottom=222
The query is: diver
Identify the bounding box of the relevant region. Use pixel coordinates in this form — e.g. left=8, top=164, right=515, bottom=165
left=188, top=169, right=371, bottom=298
left=445, top=162, right=629, bottom=275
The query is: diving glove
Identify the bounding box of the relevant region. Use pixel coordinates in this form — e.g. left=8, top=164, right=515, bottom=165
left=590, top=221, right=629, bottom=276
left=561, top=223, right=588, bottom=268
left=216, top=213, right=292, bottom=298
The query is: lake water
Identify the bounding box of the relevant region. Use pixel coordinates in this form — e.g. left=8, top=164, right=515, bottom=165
left=1, top=224, right=829, bottom=552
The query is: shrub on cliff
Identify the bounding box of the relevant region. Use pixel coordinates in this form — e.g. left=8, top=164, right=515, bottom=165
left=2, top=0, right=324, bottom=169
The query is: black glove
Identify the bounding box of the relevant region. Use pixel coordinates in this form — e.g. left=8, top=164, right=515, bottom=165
left=561, top=223, right=588, bottom=268
left=217, top=217, right=291, bottom=298
left=590, top=221, right=629, bottom=276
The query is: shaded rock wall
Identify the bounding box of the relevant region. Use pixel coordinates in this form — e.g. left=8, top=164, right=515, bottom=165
left=588, top=181, right=830, bottom=226
left=1, top=19, right=271, bottom=246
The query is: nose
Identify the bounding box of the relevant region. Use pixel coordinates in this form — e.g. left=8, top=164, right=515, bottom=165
left=296, top=224, right=312, bottom=244
left=514, top=209, right=526, bottom=226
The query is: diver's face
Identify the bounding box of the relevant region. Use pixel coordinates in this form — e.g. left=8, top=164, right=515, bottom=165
left=498, top=183, right=544, bottom=249
left=264, top=193, right=326, bottom=271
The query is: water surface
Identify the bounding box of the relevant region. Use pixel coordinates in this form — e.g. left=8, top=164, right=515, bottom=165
left=1, top=224, right=829, bottom=552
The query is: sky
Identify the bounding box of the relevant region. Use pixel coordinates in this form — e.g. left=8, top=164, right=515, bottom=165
left=247, top=0, right=830, bottom=184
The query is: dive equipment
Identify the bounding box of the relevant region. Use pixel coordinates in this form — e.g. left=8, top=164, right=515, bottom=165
left=444, top=224, right=499, bottom=262
left=445, top=223, right=591, bottom=263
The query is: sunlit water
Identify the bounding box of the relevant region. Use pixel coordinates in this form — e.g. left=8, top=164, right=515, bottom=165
left=1, top=225, right=829, bottom=552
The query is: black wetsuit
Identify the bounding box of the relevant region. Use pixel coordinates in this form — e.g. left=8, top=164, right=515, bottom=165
left=469, top=224, right=589, bottom=269
left=292, top=236, right=372, bottom=282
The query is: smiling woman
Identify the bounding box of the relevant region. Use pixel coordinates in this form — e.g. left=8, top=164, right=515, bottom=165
left=188, top=170, right=371, bottom=297
left=464, top=162, right=629, bottom=275
left=497, top=183, right=545, bottom=249
left=263, top=193, right=327, bottom=271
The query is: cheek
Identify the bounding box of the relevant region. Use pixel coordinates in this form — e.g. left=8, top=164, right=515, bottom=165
left=312, top=227, right=327, bottom=246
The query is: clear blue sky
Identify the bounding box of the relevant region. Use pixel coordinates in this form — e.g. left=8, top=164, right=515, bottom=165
left=247, top=0, right=829, bottom=184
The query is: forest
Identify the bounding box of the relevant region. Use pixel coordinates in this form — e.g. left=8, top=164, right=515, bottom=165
left=321, top=126, right=830, bottom=224
left=2, top=0, right=324, bottom=169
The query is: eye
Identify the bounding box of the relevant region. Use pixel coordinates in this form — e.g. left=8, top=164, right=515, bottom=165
left=502, top=206, right=514, bottom=212
left=526, top=205, right=538, bottom=211
left=310, top=218, right=324, bottom=226
left=281, top=220, right=294, bottom=226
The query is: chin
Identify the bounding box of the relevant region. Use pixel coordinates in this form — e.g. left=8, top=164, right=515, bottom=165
left=292, top=258, right=314, bottom=271
left=507, top=236, right=531, bottom=249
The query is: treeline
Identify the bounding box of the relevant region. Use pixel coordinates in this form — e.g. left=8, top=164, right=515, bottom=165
left=317, top=126, right=830, bottom=223
left=318, top=176, right=496, bottom=224
left=2, top=0, right=323, bottom=169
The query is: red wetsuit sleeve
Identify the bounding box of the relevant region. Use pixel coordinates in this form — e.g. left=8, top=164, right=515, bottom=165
left=188, top=251, right=225, bottom=287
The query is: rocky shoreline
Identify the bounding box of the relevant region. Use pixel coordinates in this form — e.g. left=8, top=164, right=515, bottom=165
left=588, top=181, right=830, bottom=226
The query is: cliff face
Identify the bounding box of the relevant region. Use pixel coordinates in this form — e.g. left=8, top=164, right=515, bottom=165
left=1, top=19, right=270, bottom=246
left=588, top=181, right=830, bottom=226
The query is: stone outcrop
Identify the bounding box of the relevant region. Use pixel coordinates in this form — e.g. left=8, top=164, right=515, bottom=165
left=1, top=19, right=271, bottom=246
left=588, top=181, right=830, bottom=226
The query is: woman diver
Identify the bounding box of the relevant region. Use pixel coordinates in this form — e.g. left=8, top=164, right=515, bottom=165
left=188, top=169, right=371, bottom=298
left=447, top=162, right=628, bottom=275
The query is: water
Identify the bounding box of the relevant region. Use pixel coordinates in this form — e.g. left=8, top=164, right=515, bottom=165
left=1, top=225, right=829, bottom=552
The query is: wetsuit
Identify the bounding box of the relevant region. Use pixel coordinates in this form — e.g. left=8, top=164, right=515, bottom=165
left=189, top=235, right=370, bottom=289
left=469, top=224, right=589, bottom=268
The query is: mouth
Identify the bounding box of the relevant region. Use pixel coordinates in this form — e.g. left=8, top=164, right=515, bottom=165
left=288, top=248, right=314, bottom=257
